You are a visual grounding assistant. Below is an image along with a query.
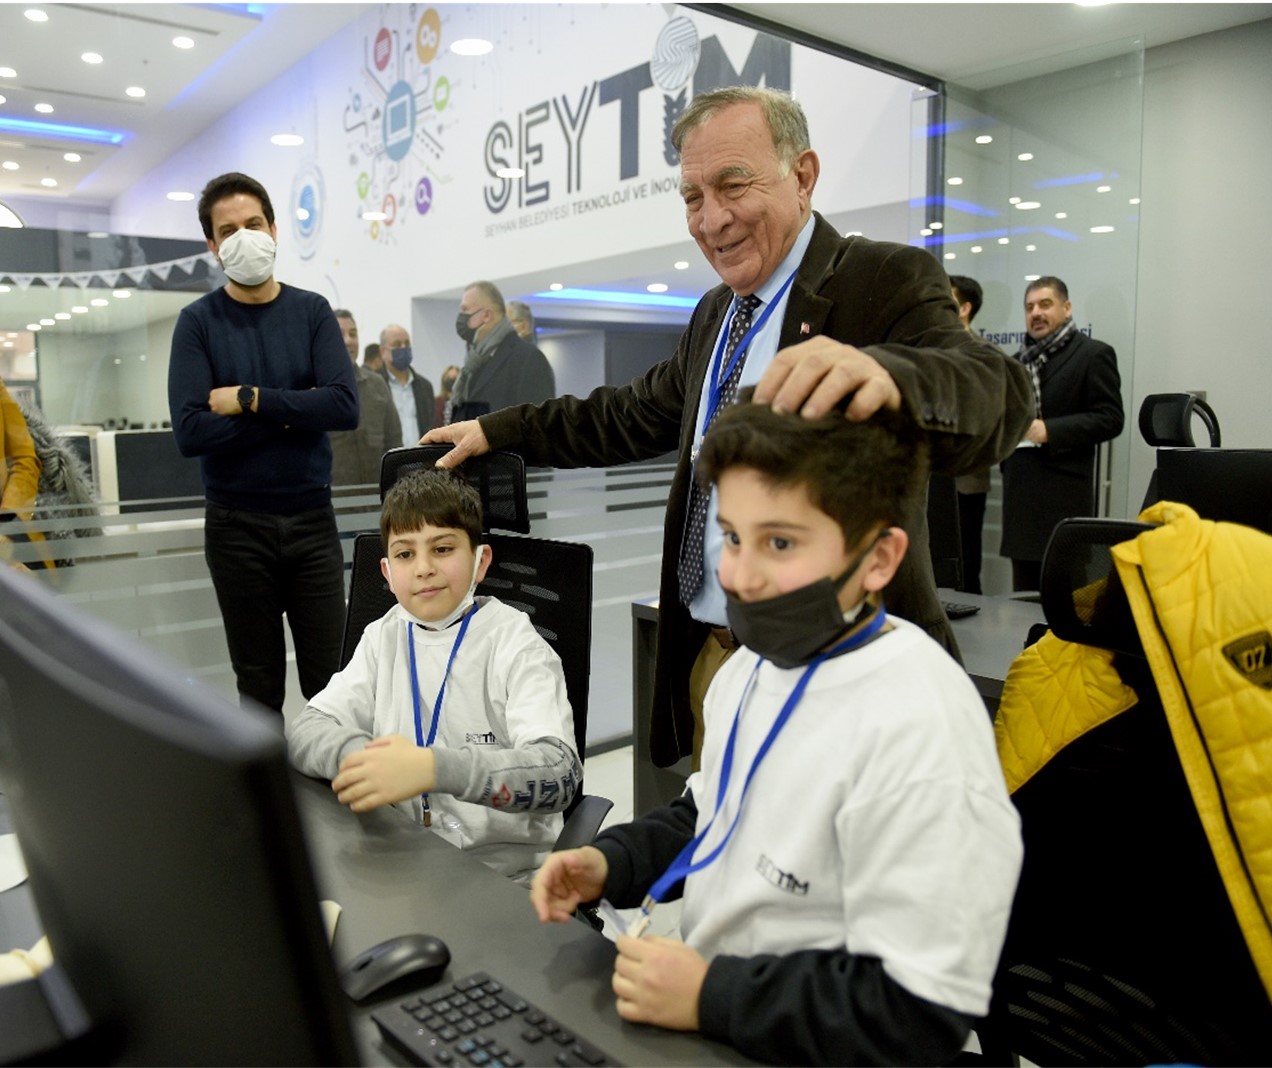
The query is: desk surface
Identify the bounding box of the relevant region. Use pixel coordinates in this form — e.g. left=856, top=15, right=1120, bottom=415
left=0, top=780, right=749, bottom=1067
left=294, top=778, right=751, bottom=1066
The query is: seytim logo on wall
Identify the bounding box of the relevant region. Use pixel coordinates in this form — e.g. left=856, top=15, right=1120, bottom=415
left=481, top=16, right=789, bottom=228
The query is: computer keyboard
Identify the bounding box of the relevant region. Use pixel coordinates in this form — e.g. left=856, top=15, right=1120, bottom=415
left=942, top=600, right=982, bottom=620
left=372, top=971, right=620, bottom=1067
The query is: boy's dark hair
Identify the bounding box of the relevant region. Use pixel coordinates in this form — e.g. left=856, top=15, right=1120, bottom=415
left=948, top=274, right=983, bottom=322
left=380, top=470, right=483, bottom=550
left=696, top=389, right=930, bottom=548
left=197, top=172, right=275, bottom=240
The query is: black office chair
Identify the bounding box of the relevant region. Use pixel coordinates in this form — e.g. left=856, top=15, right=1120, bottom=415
left=975, top=517, right=1272, bottom=1065
left=340, top=447, right=612, bottom=842
left=1138, top=392, right=1221, bottom=510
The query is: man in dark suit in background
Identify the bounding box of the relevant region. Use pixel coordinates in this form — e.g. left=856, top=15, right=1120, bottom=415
left=329, top=310, right=402, bottom=486
left=1000, top=276, right=1124, bottom=591
left=450, top=281, right=555, bottom=422
left=424, top=86, right=1033, bottom=769
left=379, top=323, right=435, bottom=444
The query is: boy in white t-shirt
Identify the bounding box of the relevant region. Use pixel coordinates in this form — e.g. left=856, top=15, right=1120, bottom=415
left=287, top=470, right=579, bottom=882
left=531, top=398, right=1023, bottom=1064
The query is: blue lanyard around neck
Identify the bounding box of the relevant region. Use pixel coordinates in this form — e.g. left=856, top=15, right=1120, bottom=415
left=700, top=269, right=799, bottom=436
left=643, top=606, right=888, bottom=908
left=406, top=604, right=479, bottom=818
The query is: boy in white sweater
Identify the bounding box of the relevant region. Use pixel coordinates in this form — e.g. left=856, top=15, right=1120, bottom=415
left=287, top=470, right=580, bottom=882
left=531, top=398, right=1022, bottom=1063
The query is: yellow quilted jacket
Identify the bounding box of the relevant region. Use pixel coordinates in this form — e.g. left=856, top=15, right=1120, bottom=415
left=995, top=501, right=1272, bottom=998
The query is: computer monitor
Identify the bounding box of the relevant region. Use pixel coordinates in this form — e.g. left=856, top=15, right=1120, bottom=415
left=0, top=566, right=357, bottom=1065
left=1154, top=447, right=1272, bottom=535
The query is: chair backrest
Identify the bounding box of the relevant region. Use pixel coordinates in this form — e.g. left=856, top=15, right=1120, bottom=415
left=340, top=532, right=593, bottom=765
left=924, top=473, right=963, bottom=590
left=1138, top=392, right=1221, bottom=448
left=379, top=446, right=531, bottom=534
left=981, top=517, right=1272, bottom=1064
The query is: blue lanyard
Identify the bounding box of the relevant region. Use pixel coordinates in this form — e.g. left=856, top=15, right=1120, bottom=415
left=406, top=604, right=479, bottom=821
left=700, top=269, right=799, bottom=437
left=642, top=607, right=888, bottom=910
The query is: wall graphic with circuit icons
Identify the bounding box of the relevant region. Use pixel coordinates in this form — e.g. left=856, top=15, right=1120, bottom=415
left=344, top=6, right=456, bottom=246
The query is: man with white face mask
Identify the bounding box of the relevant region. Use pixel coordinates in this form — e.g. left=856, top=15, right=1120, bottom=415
left=168, top=171, right=358, bottom=715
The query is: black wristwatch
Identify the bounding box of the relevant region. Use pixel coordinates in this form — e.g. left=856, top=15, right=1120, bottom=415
left=237, top=384, right=255, bottom=413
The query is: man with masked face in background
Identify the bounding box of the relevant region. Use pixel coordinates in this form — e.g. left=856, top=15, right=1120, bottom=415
left=168, top=171, right=358, bottom=714
left=379, top=322, right=436, bottom=444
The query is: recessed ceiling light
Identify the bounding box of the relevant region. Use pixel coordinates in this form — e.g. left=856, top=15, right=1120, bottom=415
left=90, top=298, right=109, bottom=307
left=450, top=38, right=493, bottom=56
left=39, top=318, right=54, bottom=326
left=673, top=261, right=689, bottom=270
left=166, top=191, right=194, bottom=201
left=113, top=358, right=121, bottom=365
left=549, top=283, right=563, bottom=291
left=1129, top=197, right=1141, bottom=205
left=998, top=237, right=1010, bottom=245
left=0, top=68, right=17, bottom=79
left=943, top=252, right=956, bottom=260
left=929, top=221, right=943, bottom=230
left=975, top=135, right=993, bottom=145
left=919, top=228, right=932, bottom=237
left=27, top=323, right=42, bottom=331
left=63, top=152, right=81, bottom=162
left=40, top=177, right=57, bottom=187
left=54, top=312, right=71, bottom=320
left=113, top=289, right=131, bottom=298
left=0, top=95, right=6, bottom=106
left=647, top=283, right=669, bottom=294
left=24, top=9, right=49, bottom=23
left=1015, top=201, right=1041, bottom=210
left=86, top=231, right=108, bottom=238
left=81, top=52, right=103, bottom=64
left=844, top=230, right=863, bottom=237
left=971, top=246, right=983, bottom=253
left=495, top=167, right=524, bottom=179
left=1097, top=185, right=1111, bottom=193
left=0, top=287, right=9, bottom=294
left=1055, top=212, right=1068, bottom=219
left=1089, top=225, right=1115, bottom=234
left=1025, top=273, right=1041, bottom=282
left=295, top=208, right=310, bottom=221
left=1017, top=152, right=1034, bottom=161
left=172, top=35, right=194, bottom=49
left=1025, top=244, right=1037, bottom=252
left=139, top=354, right=147, bottom=361
left=1, top=161, right=17, bottom=171
left=947, top=176, right=963, bottom=186
left=1008, top=196, right=1021, bottom=205
left=71, top=305, right=88, bottom=313
left=125, top=86, right=146, bottom=99
left=270, top=133, right=304, bottom=147
left=34, top=102, right=53, bottom=114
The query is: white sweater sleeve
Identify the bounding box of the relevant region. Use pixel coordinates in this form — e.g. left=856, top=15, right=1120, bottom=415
left=284, top=626, right=379, bottom=779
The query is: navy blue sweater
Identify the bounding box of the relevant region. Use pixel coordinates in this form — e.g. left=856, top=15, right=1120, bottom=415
left=168, top=284, right=358, bottom=515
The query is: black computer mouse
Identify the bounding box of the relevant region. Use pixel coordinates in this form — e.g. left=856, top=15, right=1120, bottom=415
left=339, top=933, right=451, bottom=1002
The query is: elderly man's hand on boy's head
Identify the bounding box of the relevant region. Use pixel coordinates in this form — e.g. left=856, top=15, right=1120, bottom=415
left=753, top=336, right=902, bottom=421
left=418, top=419, right=491, bottom=468
left=530, top=847, right=609, bottom=924
left=612, top=935, right=707, bottom=1031
left=331, top=734, right=435, bottom=813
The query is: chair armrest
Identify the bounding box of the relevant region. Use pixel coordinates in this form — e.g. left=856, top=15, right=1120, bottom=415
left=552, top=794, right=613, bottom=852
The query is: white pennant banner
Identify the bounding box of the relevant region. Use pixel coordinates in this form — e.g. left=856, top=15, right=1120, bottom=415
left=0, top=255, right=213, bottom=290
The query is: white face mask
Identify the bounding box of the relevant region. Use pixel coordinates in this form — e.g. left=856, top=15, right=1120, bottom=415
left=395, top=544, right=487, bottom=631
left=217, top=227, right=276, bottom=287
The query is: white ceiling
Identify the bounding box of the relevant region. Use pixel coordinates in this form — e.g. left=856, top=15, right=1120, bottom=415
left=2, top=2, right=1268, bottom=208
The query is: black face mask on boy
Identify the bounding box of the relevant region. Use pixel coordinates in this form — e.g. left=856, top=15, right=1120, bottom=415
left=724, top=530, right=887, bottom=669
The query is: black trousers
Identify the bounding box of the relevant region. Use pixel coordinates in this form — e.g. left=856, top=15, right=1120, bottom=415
left=956, top=490, right=986, bottom=595
left=204, top=503, right=345, bottom=712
